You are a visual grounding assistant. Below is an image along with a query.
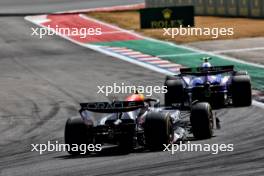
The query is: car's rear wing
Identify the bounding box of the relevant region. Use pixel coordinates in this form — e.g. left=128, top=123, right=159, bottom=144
left=79, top=101, right=144, bottom=113
left=180, top=65, right=234, bottom=76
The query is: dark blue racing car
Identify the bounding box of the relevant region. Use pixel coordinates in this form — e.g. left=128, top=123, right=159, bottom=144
left=164, top=58, right=252, bottom=108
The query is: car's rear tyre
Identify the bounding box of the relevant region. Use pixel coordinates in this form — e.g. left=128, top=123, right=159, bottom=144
left=144, top=112, right=172, bottom=150
left=64, top=116, right=93, bottom=155
left=190, top=102, right=214, bottom=139
left=232, top=75, right=252, bottom=107
left=164, top=77, right=184, bottom=106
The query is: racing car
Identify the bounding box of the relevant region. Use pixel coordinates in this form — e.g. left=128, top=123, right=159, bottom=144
left=64, top=93, right=215, bottom=155
left=164, top=57, right=252, bottom=107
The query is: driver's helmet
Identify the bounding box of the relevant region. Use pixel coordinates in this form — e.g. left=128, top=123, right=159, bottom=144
left=125, top=93, right=145, bottom=102
left=201, top=57, right=212, bottom=68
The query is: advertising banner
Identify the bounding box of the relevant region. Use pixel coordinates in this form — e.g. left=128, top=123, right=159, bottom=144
left=140, top=6, right=194, bottom=29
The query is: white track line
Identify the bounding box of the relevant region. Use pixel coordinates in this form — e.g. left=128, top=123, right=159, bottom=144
left=122, top=51, right=142, bottom=55
left=158, top=47, right=264, bottom=58
left=111, top=49, right=133, bottom=52
left=169, top=68, right=181, bottom=71
left=137, top=57, right=161, bottom=61
left=159, top=64, right=182, bottom=68
left=132, top=54, right=153, bottom=58
left=213, top=47, right=264, bottom=54
left=148, top=60, right=170, bottom=64
left=158, top=52, right=201, bottom=58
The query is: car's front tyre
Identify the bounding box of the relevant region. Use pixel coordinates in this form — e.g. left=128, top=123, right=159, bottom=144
left=190, top=102, right=214, bottom=139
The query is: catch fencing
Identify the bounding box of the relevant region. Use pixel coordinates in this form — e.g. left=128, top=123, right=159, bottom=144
left=145, top=0, right=264, bottom=18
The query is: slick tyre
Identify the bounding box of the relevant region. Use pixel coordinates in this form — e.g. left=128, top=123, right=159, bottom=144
left=164, top=77, right=184, bottom=106
left=144, top=112, right=172, bottom=150
left=64, top=116, right=93, bottom=155
left=190, top=102, right=214, bottom=139
left=232, top=75, right=252, bottom=107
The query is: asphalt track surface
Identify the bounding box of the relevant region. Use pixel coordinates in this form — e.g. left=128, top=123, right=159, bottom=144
left=1, top=1, right=264, bottom=176
left=0, top=0, right=143, bottom=14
